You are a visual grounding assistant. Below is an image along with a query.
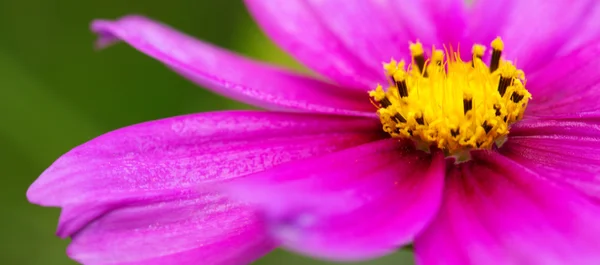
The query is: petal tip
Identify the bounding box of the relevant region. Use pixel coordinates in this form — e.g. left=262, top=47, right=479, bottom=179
left=26, top=173, right=50, bottom=206
left=26, top=160, right=71, bottom=207
left=90, top=15, right=148, bottom=50
left=65, top=244, right=86, bottom=264
left=26, top=181, right=42, bottom=204
left=90, top=20, right=120, bottom=50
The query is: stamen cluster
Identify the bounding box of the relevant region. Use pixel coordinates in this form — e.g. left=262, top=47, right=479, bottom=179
left=369, top=37, right=531, bottom=154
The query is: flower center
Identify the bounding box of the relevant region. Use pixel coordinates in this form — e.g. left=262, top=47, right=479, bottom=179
left=369, top=37, right=531, bottom=155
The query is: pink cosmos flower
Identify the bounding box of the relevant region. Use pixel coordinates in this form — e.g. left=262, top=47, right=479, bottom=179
left=27, top=0, right=600, bottom=264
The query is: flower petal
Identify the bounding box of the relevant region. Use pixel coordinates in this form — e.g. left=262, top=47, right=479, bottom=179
left=469, top=0, right=596, bottom=72
left=227, top=139, right=446, bottom=261
left=501, top=118, right=600, bottom=203
left=244, top=0, right=383, bottom=88
left=27, top=111, right=382, bottom=264
left=509, top=118, right=600, bottom=138
left=525, top=39, right=600, bottom=118
left=245, top=0, right=468, bottom=87
left=415, top=151, right=600, bottom=265
left=68, top=192, right=274, bottom=265
left=419, top=0, right=468, bottom=46
left=91, top=15, right=373, bottom=116
left=559, top=4, right=600, bottom=55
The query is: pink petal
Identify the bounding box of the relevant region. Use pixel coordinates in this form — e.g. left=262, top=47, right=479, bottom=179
left=509, top=118, right=600, bottom=138
left=469, top=0, right=596, bottom=72
left=227, top=139, right=446, bottom=261
left=27, top=111, right=382, bottom=264
left=415, top=151, right=600, bottom=265
left=467, top=0, right=517, bottom=48
left=244, top=0, right=383, bottom=88
left=525, top=39, right=600, bottom=118
left=90, top=15, right=373, bottom=117
left=501, top=118, right=600, bottom=203
left=276, top=0, right=440, bottom=84
left=68, top=192, right=273, bottom=265
left=245, top=0, right=468, bottom=88
left=419, top=0, right=468, bottom=46
left=558, top=4, right=600, bottom=55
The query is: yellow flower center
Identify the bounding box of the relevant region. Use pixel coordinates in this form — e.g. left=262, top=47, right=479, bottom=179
left=369, top=37, right=531, bottom=155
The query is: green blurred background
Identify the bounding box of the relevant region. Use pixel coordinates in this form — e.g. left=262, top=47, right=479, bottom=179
left=0, top=1, right=413, bottom=264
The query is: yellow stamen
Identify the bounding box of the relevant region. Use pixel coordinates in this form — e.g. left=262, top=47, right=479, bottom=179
left=491, top=37, right=504, bottom=51
left=409, top=42, right=425, bottom=57
left=369, top=37, right=531, bottom=155
left=432, top=49, right=445, bottom=65
left=472, top=44, right=485, bottom=60
left=383, top=59, right=398, bottom=78
left=410, top=41, right=428, bottom=76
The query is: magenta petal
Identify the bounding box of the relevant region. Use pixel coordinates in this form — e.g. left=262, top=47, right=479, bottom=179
left=468, top=0, right=518, bottom=48
left=27, top=111, right=382, bottom=264
left=420, top=0, right=468, bottom=46
left=561, top=4, right=600, bottom=54
left=502, top=118, right=600, bottom=203
left=283, top=0, right=439, bottom=83
left=415, top=151, right=600, bottom=265
left=525, top=39, right=600, bottom=117
left=227, top=139, right=446, bottom=261
left=90, top=15, right=373, bottom=116
left=244, top=0, right=385, bottom=88
left=509, top=118, right=600, bottom=138
left=245, top=0, right=467, bottom=87
left=469, top=0, right=595, bottom=72
left=68, top=192, right=273, bottom=265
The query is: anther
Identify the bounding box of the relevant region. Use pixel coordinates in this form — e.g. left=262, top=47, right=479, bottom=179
left=510, top=92, right=524, bottom=103
left=369, top=84, right=389, bottom=105
left=383, top=60, right=398, bottom=82
left=415, top=114, right=425, bottom=125
left=490, top=37, right=504, bottom=72
left=393, top=113, right=407, bottom=123
left=472, top=44, right=485, bottom=67
left=493, top=103, right=501, bottom=116
left=432, top=50, right=444, bottom=66
left=482, top=121, right=493, bottom=134
left=410, top=42, right=428, bottom=77
left=397, top=80, right=409, bottom=98
left=463, top=98, right=473, bottom=114
left=451, top=128, right=460, bottom=137
left=497, top=76, right=512, bottom=97
left=380, top=97, right=392, bottom=107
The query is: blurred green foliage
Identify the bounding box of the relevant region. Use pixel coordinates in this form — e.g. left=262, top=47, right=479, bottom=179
left=0, top=1, right=414, bottom=264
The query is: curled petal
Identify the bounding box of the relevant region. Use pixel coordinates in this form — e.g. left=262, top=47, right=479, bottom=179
left=91, top=15, right=373, bottom=117
left=227, top=139, right=446, bottom=261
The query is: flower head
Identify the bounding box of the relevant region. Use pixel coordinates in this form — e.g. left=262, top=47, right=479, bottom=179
left=27, top=0, right=600, bottom=264
left=370, top=38, right=531, bottom=154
